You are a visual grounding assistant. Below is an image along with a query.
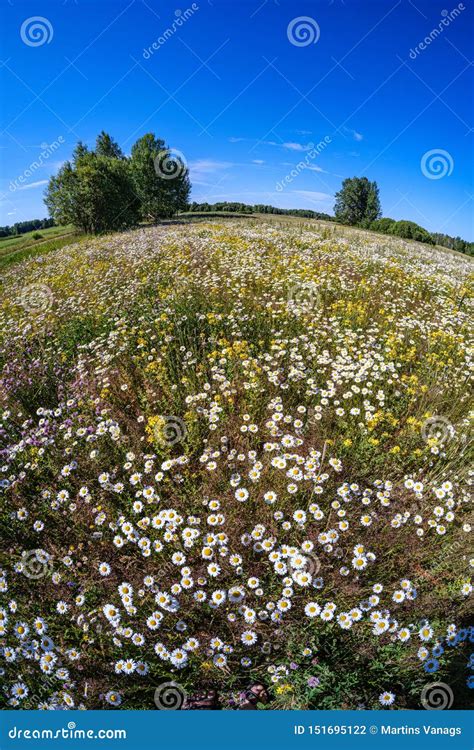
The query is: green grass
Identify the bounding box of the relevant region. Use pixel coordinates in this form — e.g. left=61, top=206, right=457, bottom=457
left=0, top=227, right=85, bottom=271
left=0, top=224, right=75, bottom=253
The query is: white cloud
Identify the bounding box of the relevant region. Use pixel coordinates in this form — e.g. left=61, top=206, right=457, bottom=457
left=189, top=159, right=234, bottom=174
left=343, top=127, right=363, bottom=142
left=15, top=179, right=48, bottom=191
left=263, top=140, right=314, bottom=152
left=282, top=142, right=309, bottom=151
left=293, top=190, right=333, bottom=203
left=252, top=159, right=265, bottom=165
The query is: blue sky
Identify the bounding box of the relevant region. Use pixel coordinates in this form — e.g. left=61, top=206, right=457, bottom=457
left=1, top=0, right=473, bottom=238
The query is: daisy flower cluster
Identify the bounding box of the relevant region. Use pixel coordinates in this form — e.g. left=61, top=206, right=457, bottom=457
left=0, top=220, right=472, bottom=709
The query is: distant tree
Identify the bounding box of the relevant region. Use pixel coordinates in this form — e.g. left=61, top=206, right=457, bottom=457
left=388, top=220, right=435, bottom=245
left=431, top=232, right=473, bottom=255
left=186, top=201, right=335, bottom=221
left=130, top=133, right=190, bottom=221
left=334, top=177, right=381, bottom=226
left=370, top=217, right=396, bottom=233
left=95, top=131, right=125, bottom=160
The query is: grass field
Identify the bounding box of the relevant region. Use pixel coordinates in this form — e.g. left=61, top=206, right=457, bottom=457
left=0, top=225, right=84, bottom=270
left=0, top=217, right=472, bottom=710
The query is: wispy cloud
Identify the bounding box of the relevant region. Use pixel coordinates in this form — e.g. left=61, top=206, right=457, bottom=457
left=293, top=190, right=333, bottom=203
left=228, top=136, right=315, bottom=152
left=307, top=164, right=326, bottom=173
left=14, top=179, right=48, bottom=191
left=189, top=159, right=235, bottom=174
left=343, top=127, right=364, bottom=142
left=264, top=140, right=314, bottom=152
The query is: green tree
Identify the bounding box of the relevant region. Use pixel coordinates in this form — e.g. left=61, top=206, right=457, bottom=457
left=72, top=141, right=89, bottom=164
left=334, top=177, right=381, bottom=226
left=130, top=133, right=190, bottom=221
left=388, top=220, right=434, bottom=245
left=45, top=151, right=140, bottom=234
left=370, top=217, right=396, bottom=233
left=95, top=131, right=125, bottom=160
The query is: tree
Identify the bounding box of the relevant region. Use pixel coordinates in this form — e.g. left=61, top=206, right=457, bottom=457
left=130, top=133, right=190, bottom=221
left=370, top=217, right=396, bottom=233
left=334, top=177, right=381, bottom=226
left=95, top=131, right=125, bottom=160
left=388, top=220, right=434, bottom=245
left=44, top=131, right=190, bottom=234
left=45, top=151, right=140, bottom=234
left=72, top=141, right=89, bottom=164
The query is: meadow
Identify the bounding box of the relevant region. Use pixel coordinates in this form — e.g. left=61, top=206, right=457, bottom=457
left=0, top=217, right=472, bottom=710
left=0, top=225, right=83, bottom=271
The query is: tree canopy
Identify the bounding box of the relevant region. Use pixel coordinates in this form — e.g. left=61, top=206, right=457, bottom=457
left=44, top=132, right=191, bottom=234
left=334, top=177, right=381, bottom=226
left=130, top=135, right=190, bottom=221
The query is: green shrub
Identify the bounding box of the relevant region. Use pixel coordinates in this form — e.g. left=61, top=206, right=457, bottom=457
left=370, top=217, right=396, bottom=233
left=388, top=220, right=435, bottom=244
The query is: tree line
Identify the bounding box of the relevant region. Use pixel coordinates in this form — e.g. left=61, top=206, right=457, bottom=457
left=188, top=201, right=334, bottom=221
left=45, top=131, right=190, bottom=234
left=0, top=217, right=55, bottom=239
